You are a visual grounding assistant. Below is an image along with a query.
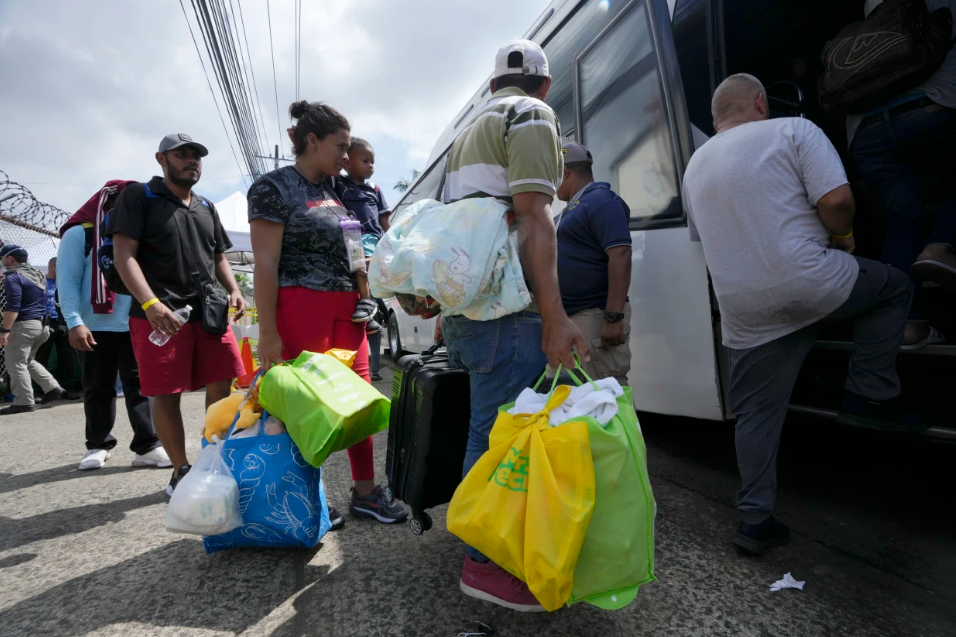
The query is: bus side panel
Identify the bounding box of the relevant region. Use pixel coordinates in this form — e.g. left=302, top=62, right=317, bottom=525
left=628, top=226, right=724, bottom=420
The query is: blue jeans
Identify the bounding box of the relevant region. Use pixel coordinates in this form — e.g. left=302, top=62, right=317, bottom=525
left=851, top=101, right=956, bottom=318
left=368, top=330, right=381, bottom=375
left=442, top=311, right=547, bottom=561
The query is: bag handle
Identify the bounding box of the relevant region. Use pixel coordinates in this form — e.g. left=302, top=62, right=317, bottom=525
left=530, top=354, right=599, bottom=396
left=423, top=337, right=444, bottom=356
left=566, top=353, right=600, bottom=391
left=531, top=363, right=564, bottom=399
left=223, top=369, right=265, bottom=441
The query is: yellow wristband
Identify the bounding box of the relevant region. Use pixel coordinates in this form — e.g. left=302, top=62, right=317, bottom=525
left=141, top=298, right=160, bottom=311
left=830, top=231, right=853, bottom=240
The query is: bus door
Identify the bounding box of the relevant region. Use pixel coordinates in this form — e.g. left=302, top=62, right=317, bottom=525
left=572, top=0, right=724, bottom=420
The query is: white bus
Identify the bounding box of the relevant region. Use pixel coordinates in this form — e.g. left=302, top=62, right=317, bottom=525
left=386, top=0, right=956, bottom=437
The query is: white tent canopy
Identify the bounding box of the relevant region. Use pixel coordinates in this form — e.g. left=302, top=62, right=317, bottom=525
left=216, top=191, right=252, bottom=271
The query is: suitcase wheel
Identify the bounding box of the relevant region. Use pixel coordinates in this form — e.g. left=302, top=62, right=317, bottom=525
left=409, top=512, right=432, bottom=535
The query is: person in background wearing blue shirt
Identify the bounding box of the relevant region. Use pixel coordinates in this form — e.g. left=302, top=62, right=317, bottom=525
left=339, top=137, right=392, bottom=380
left=554, top=142, right=632, bottom=385
left=0, top=245, right=65, bottom=415
left=35, top=257, right=81, bottom=399
left=58, top=183, right=168, bottom=471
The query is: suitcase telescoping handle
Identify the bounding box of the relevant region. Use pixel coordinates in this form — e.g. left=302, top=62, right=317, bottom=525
left=423, top=338, right=444, bottom=357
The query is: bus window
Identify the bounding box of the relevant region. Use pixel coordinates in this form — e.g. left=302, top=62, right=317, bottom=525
left=672, top=0, right=717, bottom=137
left=391, top=153, right=447, bottom=219
left=542, top=1, right=636, bottom=142
left=577, top=0, right=683, bottom=227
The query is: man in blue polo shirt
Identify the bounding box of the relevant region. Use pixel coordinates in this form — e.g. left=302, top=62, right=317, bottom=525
left=0, top=245, right=66, bottom=414
left=555, top=142, right=632, bottom=385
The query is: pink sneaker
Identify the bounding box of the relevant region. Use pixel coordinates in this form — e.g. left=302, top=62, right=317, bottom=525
left=460, top=556, right=546, bottom=612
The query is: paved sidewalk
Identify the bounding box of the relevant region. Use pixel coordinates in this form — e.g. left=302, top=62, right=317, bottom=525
left=1, top=360, right=954, bottom=636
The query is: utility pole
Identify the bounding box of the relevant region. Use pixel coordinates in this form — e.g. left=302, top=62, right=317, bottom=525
left=254, top=145, right=295, bottom=171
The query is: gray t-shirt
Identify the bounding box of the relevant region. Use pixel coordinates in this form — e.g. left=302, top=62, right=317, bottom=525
left=683, top=118, right=859, bottom=350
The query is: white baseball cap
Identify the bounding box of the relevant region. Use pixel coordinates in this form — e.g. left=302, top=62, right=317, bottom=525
left=494, top=39, right=549, bottom=78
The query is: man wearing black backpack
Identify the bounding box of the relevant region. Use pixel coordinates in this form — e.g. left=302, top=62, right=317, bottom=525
left=108, top=134, right=246, bottom=496
left=844, top=0, right=956, bottom=349
left=58, top=181, right=168, bottom=471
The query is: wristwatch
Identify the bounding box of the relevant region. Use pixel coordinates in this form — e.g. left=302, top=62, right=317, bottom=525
left=0, top=327, right=10, bottom=334
left=603, top=310, right=625, bottom=323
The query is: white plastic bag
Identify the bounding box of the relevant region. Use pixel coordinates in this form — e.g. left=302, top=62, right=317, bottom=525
left=165, top=439, right=242, bottom=536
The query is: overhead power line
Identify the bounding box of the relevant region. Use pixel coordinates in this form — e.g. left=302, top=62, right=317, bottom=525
left=295, top=0, right=302, bottom=102
left=234, top=0, right=270, bottom=151
left=177, top=0, right=248, bottom=186
left=266, top=0, right=283, bottom=151
left=180, top=0, right=271, bottom=182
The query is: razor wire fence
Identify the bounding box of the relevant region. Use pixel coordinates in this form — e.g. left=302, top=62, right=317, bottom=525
left=0, top=171, right=68, bottom=388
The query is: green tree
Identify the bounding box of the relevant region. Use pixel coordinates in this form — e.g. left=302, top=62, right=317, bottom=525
left=393, top=168, right=421, bottom=193
left=234, top=272, right=253, bottom=298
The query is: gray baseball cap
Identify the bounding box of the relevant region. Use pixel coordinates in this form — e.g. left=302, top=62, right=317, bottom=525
left=158, top=133, right=209, bottom=157
left=562, top=142, right=593, bottom=164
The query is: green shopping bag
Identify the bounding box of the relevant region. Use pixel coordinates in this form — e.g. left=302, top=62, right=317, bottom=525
left=557, top=365, right=657, bottom=610
left=257, top=351, right=390, bottom=468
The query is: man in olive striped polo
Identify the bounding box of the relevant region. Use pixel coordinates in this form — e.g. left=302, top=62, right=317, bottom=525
left=440, top=38, right=589, bottom=612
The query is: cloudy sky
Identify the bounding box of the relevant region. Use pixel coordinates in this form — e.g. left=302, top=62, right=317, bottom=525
left=0, top=0, right=550, bottom=220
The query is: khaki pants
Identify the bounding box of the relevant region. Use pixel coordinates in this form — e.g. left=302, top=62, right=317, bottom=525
left=6, top=320, right=59, bottom=406
left=568, top=303, right=631, bottom=386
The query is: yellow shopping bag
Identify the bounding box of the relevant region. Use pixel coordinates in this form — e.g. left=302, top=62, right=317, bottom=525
left=446, top=385, right=596, bottom=612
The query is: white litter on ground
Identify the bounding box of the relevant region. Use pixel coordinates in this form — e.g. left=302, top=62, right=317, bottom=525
left=769, top=572, right=806, bottom=592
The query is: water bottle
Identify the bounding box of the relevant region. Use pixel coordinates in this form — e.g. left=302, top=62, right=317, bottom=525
left=149, top=305, right=193, bottom=347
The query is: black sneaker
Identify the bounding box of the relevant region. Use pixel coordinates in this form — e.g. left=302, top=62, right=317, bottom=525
left=328, top=506, right=345, bottom=531
left=365, top=319, right=382, bottom=335
left=0, top=404, right=36, bottom=416
left=371, top=373, right=384, bottom=382
left=165, top=464, right=192, bottom=497
left=352, top=299, right=378, bottom=323
left=39, top=387, right=66, bottom=405
left=733, top=517, right=790, bottom=554
left=836, top=392, right=925, bottom=432
left=349, top=485, right=408, bottom=523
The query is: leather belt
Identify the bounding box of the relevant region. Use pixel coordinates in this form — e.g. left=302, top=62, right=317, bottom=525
left=859, top=96, right=940, bottom=129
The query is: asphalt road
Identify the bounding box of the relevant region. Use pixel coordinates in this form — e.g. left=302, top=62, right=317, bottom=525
left=0, top=361, right=953, bottom=637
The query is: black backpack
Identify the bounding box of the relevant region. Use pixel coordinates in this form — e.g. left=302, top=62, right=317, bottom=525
left=819, top=0, right=953, bottom=112
left=78, top=223, right=132, bottom=298
left=96, top=183, right=214, bottom=297
left=97, top=208, right=132, bottom=296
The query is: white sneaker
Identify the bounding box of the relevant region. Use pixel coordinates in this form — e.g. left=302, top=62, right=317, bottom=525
left=132, top=447, right=172, bottom=468
left=79, top=449, right=111, bottom=471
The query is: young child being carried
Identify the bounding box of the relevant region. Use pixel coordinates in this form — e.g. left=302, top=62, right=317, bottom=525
left=338, top=138, right=392, bottom=335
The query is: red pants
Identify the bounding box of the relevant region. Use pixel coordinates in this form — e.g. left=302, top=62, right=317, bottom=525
left=276, top=287, right=374, bottom=481
left=129, top=319, right=245, bottom=397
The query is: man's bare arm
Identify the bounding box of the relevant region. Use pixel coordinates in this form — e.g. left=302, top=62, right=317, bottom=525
left=817, top=184, right=855, bottom=236
left=2, top=311, right=18, bottom=331
left=605, top=246, right=631, bottom=314
left=512, top=191, right=589, bottom=368
left=113, top=234, right=182, bottom=336
left=214, top=252, right=246, bottom=320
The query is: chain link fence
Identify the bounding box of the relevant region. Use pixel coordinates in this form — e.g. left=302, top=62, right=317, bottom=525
left=0, top=171, right=69, bottom=391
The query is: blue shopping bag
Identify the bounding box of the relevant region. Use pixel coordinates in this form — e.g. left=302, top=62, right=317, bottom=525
left=202, top=405, right=331, bottom=554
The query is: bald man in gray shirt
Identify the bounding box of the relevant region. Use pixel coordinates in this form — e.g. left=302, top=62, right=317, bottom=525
left=683, top=74, right=915, bottom=555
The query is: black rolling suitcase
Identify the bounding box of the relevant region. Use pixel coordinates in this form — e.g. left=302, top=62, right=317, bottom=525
left=386, top=343, right=471, bottom=535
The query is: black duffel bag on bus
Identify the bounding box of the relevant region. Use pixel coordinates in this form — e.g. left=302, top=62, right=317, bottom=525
left=819, top=0, right=953, bottom=112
